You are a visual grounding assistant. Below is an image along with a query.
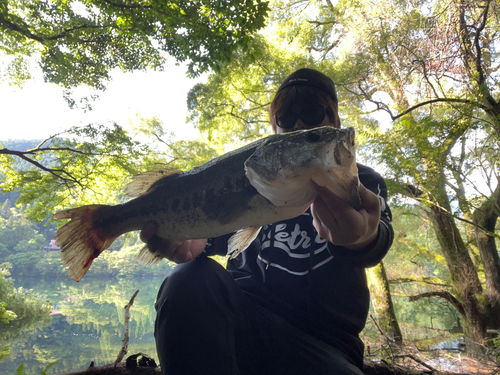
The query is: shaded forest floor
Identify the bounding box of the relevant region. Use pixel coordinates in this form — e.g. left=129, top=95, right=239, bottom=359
left=52, top=348, right=500, bottom=375
left=380, top=353, right=498, bottom=374
left=364, top=345, right=500, bottom=375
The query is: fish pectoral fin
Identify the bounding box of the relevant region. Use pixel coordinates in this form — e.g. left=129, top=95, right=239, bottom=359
left=227, top=226, right=262, bottom=259
left=137, top=238, right=180, bottom=266
left=124, top=168, right=182, bottom=198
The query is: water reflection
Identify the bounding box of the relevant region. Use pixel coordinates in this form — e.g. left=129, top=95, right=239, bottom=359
left=0, top=275, right=170, bottom=375
left=1, top=275, right=465, bottom=374
left=392, top=296, right=462, bottom=342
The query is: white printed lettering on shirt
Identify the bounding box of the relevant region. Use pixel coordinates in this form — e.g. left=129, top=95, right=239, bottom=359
left=259, top=222, right=334, bottom=274
left=262, top=223, right=328, bottom=255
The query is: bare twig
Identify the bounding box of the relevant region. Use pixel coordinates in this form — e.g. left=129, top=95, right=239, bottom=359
left=393, top=354, right=437, bottom=371
left=114, top=290, right=140, bottom=367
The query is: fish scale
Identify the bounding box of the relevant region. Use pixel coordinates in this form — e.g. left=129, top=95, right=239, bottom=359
left=54, top=126, right=360, bottom=281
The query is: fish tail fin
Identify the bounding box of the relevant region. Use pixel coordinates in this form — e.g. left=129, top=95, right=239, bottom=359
left=54, top=205, right=119, bottom=282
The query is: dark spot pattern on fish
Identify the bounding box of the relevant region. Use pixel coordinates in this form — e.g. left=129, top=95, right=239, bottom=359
left=205, top=188, right=216, bottom=201
left=171, top=198, right=180, bottom=213
left=192, top=192, right=202, bottom=208
left=159, top=200, right=169, bottom=213
left=183, top=198, right=190, bottom=211
left=95, top=205, right=127, bottom=230
left=224, top=176, right=235, bottom=193
left=203, top=184, right=259, bottom=225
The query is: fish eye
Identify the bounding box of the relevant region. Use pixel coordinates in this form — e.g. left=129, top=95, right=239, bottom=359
left=250, top=149, right=263, bottom=159
left=306, top=131, right=323, bottom=142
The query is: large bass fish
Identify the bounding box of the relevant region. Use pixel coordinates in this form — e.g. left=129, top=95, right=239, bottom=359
left=54, top=126, right=361, bottom=281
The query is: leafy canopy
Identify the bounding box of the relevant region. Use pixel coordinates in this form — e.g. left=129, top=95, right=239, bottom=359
left=0, top=124, right=156, bottom=221
left=0, top=0, right=270, bottom=89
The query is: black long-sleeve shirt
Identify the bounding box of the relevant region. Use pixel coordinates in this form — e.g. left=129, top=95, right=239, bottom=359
left=206, top=163, right=393, bottom=368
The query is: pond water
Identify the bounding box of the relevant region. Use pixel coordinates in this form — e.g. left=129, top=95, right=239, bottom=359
left=0, top=273, right=464, bottom=375
left=0, top=275, right=170, bottom=375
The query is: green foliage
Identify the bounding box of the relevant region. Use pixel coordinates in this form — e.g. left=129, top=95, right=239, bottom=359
left=15, top=364, right=25, bottom=375
left=0, top=264, right=51, bottom=361
left=0, top=299, right=16, bottom=324
left=88, top=243, right=175, bottom=279
left=40, top=362, right=59, bottom=375
left=0, top=0, right=270, bottom=90
left=486, top=333, right=500, bottom=361
left=0, top=0, right=498, bottom=355
left=0, top=124, right=160, bottom=222
left=0, top=198, right=175, bottom=280
left=129, top=114, right=219, bottom=170
left=0, top=214, right=45, bottom=251
left=386, top=207, right=450, bottom=282
left=0, top=205, right=49, bottom=276
left=186, top=32, right=319, bottom=148
left=33, top=252, right=67, bottom=279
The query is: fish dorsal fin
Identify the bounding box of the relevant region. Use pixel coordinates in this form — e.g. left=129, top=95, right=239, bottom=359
left=227, top=226, right=262, bottom=259
left=124, top=169, right=181, bottom=198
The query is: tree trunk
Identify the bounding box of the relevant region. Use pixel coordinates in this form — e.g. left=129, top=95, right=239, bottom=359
left=428, top=204, right=486, bottom=343
left=367, top=261, right=403, bottom=343
left=473, top=185, right=500, bottom=328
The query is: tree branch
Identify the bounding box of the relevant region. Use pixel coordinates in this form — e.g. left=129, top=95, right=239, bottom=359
left=408, top=291, right=466, bottom=316
left=389, top=277, right=451, bottom=288
left=399, top=183, right=500, bottom=240
left=0, top=148, right=82, bottom=185
left=114, top=290, right=140, bottom=367
left=101, top=0, right=153, bottom=10
left=473, top=0, right=489, bottom=88
left=307, top=20, right=335, bottom=26
left=392, top=355, right=436, bottom=372
left=0, top=14, right=112, bottom=44
left=391, top=98, right=484, bottom=121
left=0, top=147, right=96, bottom=157
left=0, top=16, right=45, bottom=44
left=325, top=0, right=335, bottom=13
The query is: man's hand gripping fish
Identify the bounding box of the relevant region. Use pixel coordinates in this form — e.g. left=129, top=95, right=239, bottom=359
left=54, top=126, right=361, bottom=281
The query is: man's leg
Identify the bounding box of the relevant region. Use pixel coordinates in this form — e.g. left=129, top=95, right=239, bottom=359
left=154, top=255, right=265, bottom=375
left=257, top=306, right=365, bottom=375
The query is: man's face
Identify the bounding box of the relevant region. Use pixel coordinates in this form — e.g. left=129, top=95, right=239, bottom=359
left=272, top=97, right=340, bottom=134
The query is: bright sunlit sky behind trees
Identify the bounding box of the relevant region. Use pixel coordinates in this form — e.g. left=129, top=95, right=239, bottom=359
left=0, top=59, right=204, bottom=142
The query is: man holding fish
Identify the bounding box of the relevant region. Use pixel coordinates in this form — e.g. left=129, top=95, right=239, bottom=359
left=148, top=68, right=394, bottom=374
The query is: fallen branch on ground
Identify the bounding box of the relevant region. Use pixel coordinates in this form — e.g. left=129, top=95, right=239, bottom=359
left=114, top=290, right=140, bottom=367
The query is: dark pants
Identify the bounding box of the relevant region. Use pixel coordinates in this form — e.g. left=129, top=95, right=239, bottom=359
left=154, top=255, right=364, bottom=375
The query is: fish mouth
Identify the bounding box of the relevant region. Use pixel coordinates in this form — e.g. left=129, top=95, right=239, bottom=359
left=311, top=138, right=361, bottom=208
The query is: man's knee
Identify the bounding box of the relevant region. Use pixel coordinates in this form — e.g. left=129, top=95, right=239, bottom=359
left=155, top=255, right=230, bottom=309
